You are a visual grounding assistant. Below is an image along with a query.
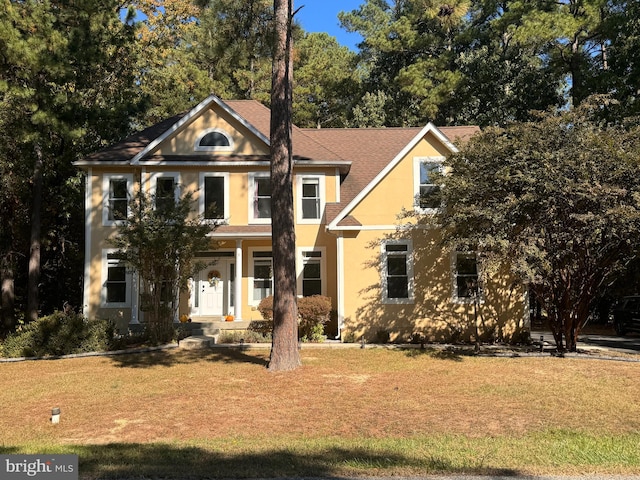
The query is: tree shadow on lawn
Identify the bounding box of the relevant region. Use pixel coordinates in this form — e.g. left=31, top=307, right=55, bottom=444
left=109, top=347, right=269, bottom=369
left=0, top=443, right=523, bottom=479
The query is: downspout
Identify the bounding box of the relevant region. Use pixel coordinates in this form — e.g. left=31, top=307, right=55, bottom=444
left=336, top=231, right=345, bottom=340
left=82, top=168, right=92, bottom=318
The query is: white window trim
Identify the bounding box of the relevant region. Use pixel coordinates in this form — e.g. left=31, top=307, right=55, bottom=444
left=248, top=172, right=272, bottom=224
left=296, top=174, right=325, bottom=224
left=101, top=249, right=132, bottom=308
left=102, top=173, right=133, bottom=226
left=413, top=156, right=445, bottom=214
left=381, top=239, right=414, bottom=305
left=194, top=128, right=234, bottom=152
left=296, top=247, right=327, bottom=297
left=149, top=172, right=180, bottom=208
left=451, top=251, right=484, bottom=304
left=248, top=247, right=273, bottom=306
left=199, top=172, right=230, bottom=223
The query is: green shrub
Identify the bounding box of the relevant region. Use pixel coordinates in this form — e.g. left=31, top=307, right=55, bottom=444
left=255, top=295, right=331, bottom=342
left=1, top=312, right=115, bottom=358
left=298, top=295, right=331, bottom=342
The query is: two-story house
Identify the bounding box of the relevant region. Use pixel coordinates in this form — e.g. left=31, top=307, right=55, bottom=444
left=75, top=94, right=528, bottom=343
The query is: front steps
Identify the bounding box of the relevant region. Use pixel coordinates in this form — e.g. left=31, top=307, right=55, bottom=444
left=178, top=320, right=253, bottom=349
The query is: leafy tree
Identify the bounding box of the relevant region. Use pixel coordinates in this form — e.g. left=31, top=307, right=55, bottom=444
left=603, top=0, right=640, bottom=119
left=428, top=98, right=640, bottom=352
left=110, top=190, right=213, bottom=343
left=268, top=0, right=300, bottom=371
left=131, top=0, right=214, bottom=125
left=339, top=0, right=467, bottom=125
left=292, top=32, right=359, bottom=128
left=442, top=0, right=564, bottom=126
left=0, top=0, right=141, bottom=326
left=193, top=0, right=274, bottom=102
left=350, top=90, right=389, bottom=127
left=512, top=0, right=611, bottom=107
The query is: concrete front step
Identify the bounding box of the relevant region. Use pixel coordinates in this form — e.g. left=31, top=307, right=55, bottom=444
left=179, top=335, right=215, bottom=349
left=183, top=320, right=252, bottom=336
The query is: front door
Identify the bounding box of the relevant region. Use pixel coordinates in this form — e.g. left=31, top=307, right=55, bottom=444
left=193, top=258, right=234, bottom=318
left=199, top=266, right=224, bottom=316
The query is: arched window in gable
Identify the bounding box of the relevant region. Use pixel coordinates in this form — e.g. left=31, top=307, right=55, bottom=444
left=195, top=129, right=234, bottom=151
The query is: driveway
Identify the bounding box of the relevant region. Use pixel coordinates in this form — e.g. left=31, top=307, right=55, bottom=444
left=532, top=328, right=640, bottom=355
left=578, top=332, right=640, bottom=354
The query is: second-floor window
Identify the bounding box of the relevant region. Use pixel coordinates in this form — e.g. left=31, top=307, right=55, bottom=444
left=297, top=175, right=325, bottom=222
left=150, top=172, right=179, bottom=212
left=414, top=157, right=444, bottom=212
left=200, top=174, right=227, bottom=220
left=250, top=174, right=271, bottom=222
left=103, top=174, right=132, bottom=226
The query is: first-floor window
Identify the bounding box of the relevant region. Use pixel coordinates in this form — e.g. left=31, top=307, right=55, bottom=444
left=454, top=252, right=481, bottom=301
left=301, top=251, right=322, bottom=296
left=382, top=241, right=413, bottom=303
left=103, top=251, right=130, bottom=306
left=252, top=251, right=273, bottom=302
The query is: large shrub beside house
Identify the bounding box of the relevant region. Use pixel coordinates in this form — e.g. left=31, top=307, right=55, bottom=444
left=254, top=295, right=332, bottom=342
left=1, top=312, right=116, bottom=358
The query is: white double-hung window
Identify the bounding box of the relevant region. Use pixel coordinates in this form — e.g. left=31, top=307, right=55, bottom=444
left=103, top=174, right=133, bottom=226
left=297, top=175, right=325, bottom=223
left=413, top=156, right=444, bottom=212
left=381, top=240, right=414, bottom=304
left=102, top=250, right=131, bottom=307
left=297, top=249, right=326, bottom=297
left=149, top=172, right=180, bottom=212
left=250, top=249, right=273, bottom=304
left=452, top=252, right=482, bottom=303
left=249, top=173, right=271, bottom=223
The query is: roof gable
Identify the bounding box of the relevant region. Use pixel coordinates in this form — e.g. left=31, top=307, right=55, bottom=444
left=132, top=95, right=270, bottom=163
left=309, top=123, right=468, bottom=229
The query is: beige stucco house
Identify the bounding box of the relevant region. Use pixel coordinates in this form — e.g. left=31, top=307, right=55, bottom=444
left=75, top=94, right=528, bottom=342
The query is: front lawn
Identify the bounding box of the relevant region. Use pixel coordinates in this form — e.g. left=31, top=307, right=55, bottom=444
left=1, top=347, right=639, bottom=478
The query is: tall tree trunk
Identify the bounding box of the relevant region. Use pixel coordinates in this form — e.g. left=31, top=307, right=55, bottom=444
left=1, top=254, right=16, bottom=332
left=268, top=0, right=300, bottom=371
left=27, top=144, right=44, bottom=323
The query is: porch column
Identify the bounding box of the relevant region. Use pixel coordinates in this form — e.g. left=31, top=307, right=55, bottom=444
left=235, top=239, right=243, bottom=320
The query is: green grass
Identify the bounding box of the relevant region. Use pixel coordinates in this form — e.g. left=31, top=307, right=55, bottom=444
left=5, top=432, right=640, bottom=479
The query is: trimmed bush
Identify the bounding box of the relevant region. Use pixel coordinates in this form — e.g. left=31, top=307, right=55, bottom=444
left=298, top=295, right=331, bottom=342
left=1, top=312, right=115, bottom=358
left=254, top=295, right=331, bottom=342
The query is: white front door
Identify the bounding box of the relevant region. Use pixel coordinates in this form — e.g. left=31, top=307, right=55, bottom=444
left=199, top=268, right=224, bottom=316
left=193, top=259, right=234, bottom=318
